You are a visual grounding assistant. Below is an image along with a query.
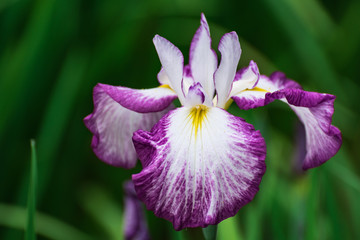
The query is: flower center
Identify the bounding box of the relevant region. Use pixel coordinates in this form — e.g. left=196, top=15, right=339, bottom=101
left=189, top=105, right=209, bottom=137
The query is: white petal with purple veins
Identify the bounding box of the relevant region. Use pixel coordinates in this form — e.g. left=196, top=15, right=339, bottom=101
left=84, top=84, right=173, bottom=168
left=229, top=61, right=262, bottom=103
left=132, top=106, right=266, bottom=230
left=99, top=83, right=177, bottom=113
left=232, top=72, right=342, bottom=169
left=231, top=75, right=270, bottom=110
left=269, top=89, right=342, bottom=170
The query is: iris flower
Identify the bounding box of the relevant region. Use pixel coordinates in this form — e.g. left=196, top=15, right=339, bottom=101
left=84, top=14, right=342, bottom=230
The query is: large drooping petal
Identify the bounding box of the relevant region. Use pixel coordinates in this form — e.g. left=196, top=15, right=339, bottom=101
left=214, top=32, right=241, bottom=108
left=153, top=35, right=185, bottom=104
left=123, top=181, right=150, bottom=240
left=132, top=107, right=266, bottom=230
left=84, top=84, right=173, bottom=168
left=189, top=13, right=218, bottom=105
left=269, top=89, right=342, bottom=170
left=232, top=72, right=342, bottom=169
left=98, top=83, right=177, bottom=113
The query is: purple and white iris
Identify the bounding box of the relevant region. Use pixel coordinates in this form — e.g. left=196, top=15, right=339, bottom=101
left=84, top=13, right=342, bottom=230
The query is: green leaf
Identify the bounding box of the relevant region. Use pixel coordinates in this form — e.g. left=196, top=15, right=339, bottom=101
left=218, top=216, right=243, bottom=240
left=263, top=0, right=344, bottom=100
left=305, top=170, right=319, bottom=240
left=0, top=203, right=92, bottom=240
left=14, top=50, right=88, bottom=206
left=79, top=185, right=123, bottom=240
left=202, top=225, right=218, bottom=240
left=25, top=139, right=37, bottom=240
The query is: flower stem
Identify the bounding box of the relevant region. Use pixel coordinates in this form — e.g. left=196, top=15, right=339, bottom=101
left=202, top=225, right=218, bottom=240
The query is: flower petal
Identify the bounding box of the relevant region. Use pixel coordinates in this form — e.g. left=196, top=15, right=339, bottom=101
left=269, top=89, right=342, bottom=170
left=232, top=72, right=342, bottom=169
left=231, top=72, right=300, bottom=110
left=189, top=13, right=218, bottom=104
left=230, top=60, right=260, bottom=97
left=181, top=65, right=195, bottom=96
left=84, top=84, right=173, bottom=168
left=99, top=83, right=177, bottom=113
left=158, top=65, right=195, bottom=96
left=221, top=61, right=261, bottom=110
left=214, top=32, right=241, bottom=108
left=123, top=181, right=150, bottom=240
left=132, top=107, right=266, bottom=230
left=157, top=67, right=170, bottom=86
left=230, top=75, right=270, bottom=110
left=293, top=122, right=307, bottom=173
left=184, top=82, right=205, bottom=107
left=153, top=35, right=185, bottom=104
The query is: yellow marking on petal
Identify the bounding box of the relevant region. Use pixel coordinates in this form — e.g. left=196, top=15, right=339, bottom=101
left=224, top=99, right=233, bottom=110
left=189, top=105, right=209, bottom=137
left=159, top=84, right=171, bottom=89
left=222, top=87, right=268, bottom=110
left=245, top=86, right=270, bottom=93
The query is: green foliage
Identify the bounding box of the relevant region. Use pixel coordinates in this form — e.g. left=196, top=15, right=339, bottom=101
left=25, top=140, right=37, bottom=240
left=0, top=0, right=359, bottom=239
left=202, top=225, right=218, bottom=240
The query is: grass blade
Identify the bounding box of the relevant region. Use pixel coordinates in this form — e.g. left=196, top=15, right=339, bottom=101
left=79, top=184, right=123, bottom=240
left=0, top=203, right=92, bottom=240
left=14, top=51, right=88, bottom=207
left=25, top=139, right=37, bottom=240
left=217, top=216, right=243, bottom=240
left=305, top=170, right=319, bottom=240
left=326, top=150, right=360, bottom=193
left=202, top=225, right=218, bottom=240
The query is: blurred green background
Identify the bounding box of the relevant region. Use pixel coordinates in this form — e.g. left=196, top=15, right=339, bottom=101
left=1, top=0, right=359, bottom=239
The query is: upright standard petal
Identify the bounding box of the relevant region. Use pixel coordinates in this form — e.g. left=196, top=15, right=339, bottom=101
left=84, top=84, right=173, bottom=168
left=214, top=32, right=241, bottom=108
left=132, top=107, right=266, bottom=230
left=99, top=83, right=177, bottom=113
left=232, top=72, right=342, bottom=169
left=153, top=35, right=185, bottom=104
left=123, top=181, right=150, bottom=240
left=189, top=13, right=218, bottom=104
